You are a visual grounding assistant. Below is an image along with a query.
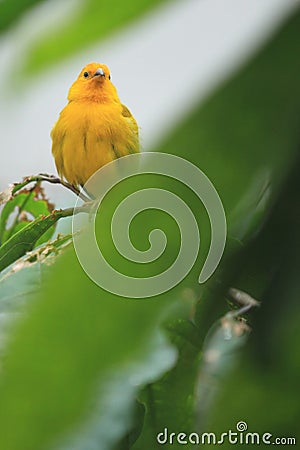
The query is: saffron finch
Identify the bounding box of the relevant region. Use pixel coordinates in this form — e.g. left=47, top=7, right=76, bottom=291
left=51, top=62, right=139, bottom=188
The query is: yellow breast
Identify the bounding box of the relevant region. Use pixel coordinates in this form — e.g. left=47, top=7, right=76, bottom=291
left=51, top=101, right=139, bottom=187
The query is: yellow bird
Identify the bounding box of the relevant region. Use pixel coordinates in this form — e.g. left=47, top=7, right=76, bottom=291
left=51, top=62, right=139, bottom=188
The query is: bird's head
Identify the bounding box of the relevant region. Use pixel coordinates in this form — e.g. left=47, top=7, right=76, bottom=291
left=68, top=62, right=119, bottom=103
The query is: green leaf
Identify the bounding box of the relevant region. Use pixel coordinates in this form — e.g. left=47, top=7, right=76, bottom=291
left=114, top=401, right=146, bottom=450
left=55, top=330, right=176, bottom=450
left=132, top=9, right=300, bottom=448
left=0, top=245, right=178, bottom=450
left=202, top=160, right=300, bottom=447
left=0, top=262, right=41, bottom=314
left=0, top=0, right=44, bottom=33
left=19, top=0, right=171, bottom=76
left=0, top=211, right=62, bottom=273
left=0, top=235, right=73, bottom=360
left=0, top=233, right=73, bottom=315
left=0, top=186, right=55, bottom=246
left=154, top=9, right=300, bottom=242
left=133, top=317, right=201, bottom=449
left=195, top=313, right=250, bottom=430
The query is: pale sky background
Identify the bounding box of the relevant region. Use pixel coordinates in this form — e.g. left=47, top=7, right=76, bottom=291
left=0, top=0, right=298, bottom=206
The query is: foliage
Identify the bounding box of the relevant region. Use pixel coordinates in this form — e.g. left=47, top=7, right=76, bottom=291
left=0, top=184, right=55, bottom=245
left=0, top=182, right=65, bottom=272
left=1, top=0, right=171, bottom=76
left=0, top=4, right=299, bottom=450
left=0, top=0, right=44, bottom=32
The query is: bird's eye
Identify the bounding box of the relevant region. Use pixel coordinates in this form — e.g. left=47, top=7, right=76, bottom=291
left=83, top=71, right=89, bottom=78
left=108, top=74, right=111, bottom=80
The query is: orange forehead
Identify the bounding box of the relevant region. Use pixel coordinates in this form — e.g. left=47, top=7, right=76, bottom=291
left=79, top=62, right=110, bottom=78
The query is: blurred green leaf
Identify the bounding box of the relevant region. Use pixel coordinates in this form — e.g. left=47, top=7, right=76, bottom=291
left=202, top=156, right=300, bottom=448
left=195, top=311, right=250, bottom=431
left=0, top=262, right=41, bottom=314
left=133, top=317, right=201, bottom=450
left=55, top=330, right=176, bottom=450
left=0, top=0, right=44, bottom=32
left=0, top=233, right=72, bottom=316
left=113, top=401, right=145, bottom=450
left=0, top=243, right=178, bottom=450
left=155, top=9, right=300, bottom=235
left=132, top=9, right=300, bottom=448
left=21, top=0, right=171, bottom=75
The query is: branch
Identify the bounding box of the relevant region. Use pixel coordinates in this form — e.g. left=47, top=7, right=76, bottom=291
left=0, top=201, right=94, bottom=273
left=56, top=201, right=95, bottom=218
left=12, top=174, right=91, bottom=203
left=227, top=287, right=260, bottom=317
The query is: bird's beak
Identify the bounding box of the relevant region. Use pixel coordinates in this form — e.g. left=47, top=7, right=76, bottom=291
left=93, top=68, right=105, bottom=78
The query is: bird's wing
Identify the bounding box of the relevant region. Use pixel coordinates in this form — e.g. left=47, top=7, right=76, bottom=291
left=121, top=104, right=139, bottom=154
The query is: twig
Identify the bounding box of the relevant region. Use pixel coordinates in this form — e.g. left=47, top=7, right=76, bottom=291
left=5, top=183, right=36, bottom=243
left=55, top=201, right=95, bottom=218
left=227, top=287, right=260, bottom=318
left=195, top=288, right=258, bottom=429
left=12, top=174, right=91, bottom=203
